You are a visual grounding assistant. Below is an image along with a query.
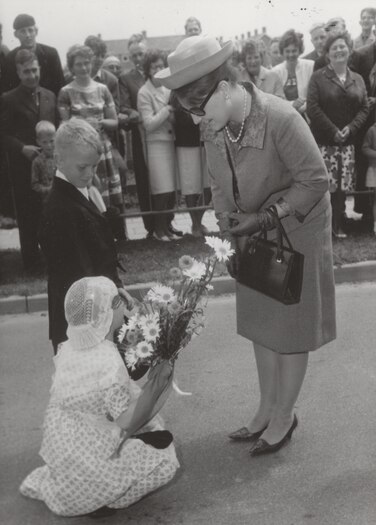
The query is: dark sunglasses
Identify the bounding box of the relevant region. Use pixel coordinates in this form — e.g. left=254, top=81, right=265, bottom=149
left=181, top=81, right=219, bottom=117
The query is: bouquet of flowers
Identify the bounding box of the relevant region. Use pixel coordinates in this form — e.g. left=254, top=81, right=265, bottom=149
left=117, top=236, right=235, bottom=372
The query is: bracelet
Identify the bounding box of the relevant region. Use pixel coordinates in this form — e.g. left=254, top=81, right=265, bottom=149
left=257, top=208, right=277, bottom=231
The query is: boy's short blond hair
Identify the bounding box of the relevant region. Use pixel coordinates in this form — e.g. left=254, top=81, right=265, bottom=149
left=55, top=119, right=103, bottom=157
left=35, top=120, right=56, bottom=137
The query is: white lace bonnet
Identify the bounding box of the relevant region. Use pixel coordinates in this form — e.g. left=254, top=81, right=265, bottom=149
left=65, top=276, right=118, bottom=350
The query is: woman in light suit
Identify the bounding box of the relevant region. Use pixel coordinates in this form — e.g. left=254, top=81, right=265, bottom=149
left=137, top=49, right=177, bottom=241
left=272, top=29, right=314, bottom=119
left=156, top=35, right=336, bottom=457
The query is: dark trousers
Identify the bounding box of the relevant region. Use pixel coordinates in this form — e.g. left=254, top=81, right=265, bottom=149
left=0, top=154, right=16, bottom=218
left=9, top=155, right=41, bottom=269
left=131, top=128, right=154, bottom=234
left=330, top=191, right=346, bottom=233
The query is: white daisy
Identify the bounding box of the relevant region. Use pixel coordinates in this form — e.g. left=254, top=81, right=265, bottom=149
left=135, top=341, right=154, bottom=359
left=117, top=323, right=127, bottom=343
left=213, top=238, right=235, bottom=262
left=183, top=261, right=207, bottom=281
left=205, top=236, right=220, bottom=250
left=125, top=315, right=138, bottom=332
left=142, top=323, right=160, bottom=343
left=147, top=284, right=176, bottom=304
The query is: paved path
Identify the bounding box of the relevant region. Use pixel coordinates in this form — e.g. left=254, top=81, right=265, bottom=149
left=1, top=284, right=376, bottom=524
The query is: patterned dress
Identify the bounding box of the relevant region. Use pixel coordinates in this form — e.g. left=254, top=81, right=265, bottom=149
left=19, top=341, right=179, bottom=516
left=58, top=80, right=123, bottom=207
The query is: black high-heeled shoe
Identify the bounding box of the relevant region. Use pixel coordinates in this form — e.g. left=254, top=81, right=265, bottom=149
left=229, top=425, right=268, bottom=442
left=249, top=414, right=298, bottom=456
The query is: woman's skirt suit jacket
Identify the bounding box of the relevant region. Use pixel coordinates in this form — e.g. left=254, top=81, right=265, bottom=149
left=201, top=84, right=336, bottom=353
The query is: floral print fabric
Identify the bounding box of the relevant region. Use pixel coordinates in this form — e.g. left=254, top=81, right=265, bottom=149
left=319, top=144, right=355, bottom=193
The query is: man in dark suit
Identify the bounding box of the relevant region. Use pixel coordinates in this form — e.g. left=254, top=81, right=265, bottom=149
left=303, top=23, right=326, bottom=62
left=0, top=49, right=57, bottom=271
left=3, top=13, right=64, bottom=95
left=39, top=118, right=134, bottom=352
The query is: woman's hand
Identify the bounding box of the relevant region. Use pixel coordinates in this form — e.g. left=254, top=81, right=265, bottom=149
left=228, top=212, right=260, bottom=236
left=340, top=126, right=350, bottom=141
left=334, top=130, right=344, bottom=144
left=292, top=97, right=305, bottom=110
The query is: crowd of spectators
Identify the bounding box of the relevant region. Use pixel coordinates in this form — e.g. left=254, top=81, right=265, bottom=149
left=1, top=8, right=376, bottom=270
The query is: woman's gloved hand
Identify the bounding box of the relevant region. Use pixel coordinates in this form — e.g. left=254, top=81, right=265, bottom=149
left=228, top=208, right=277, bottom=236
left=228, top=212, right=261, bottom=236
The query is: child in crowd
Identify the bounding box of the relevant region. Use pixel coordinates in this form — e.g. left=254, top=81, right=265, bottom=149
left=31, top=121, right=56, bottom=203
left=362, top=122, right=376, bottom=234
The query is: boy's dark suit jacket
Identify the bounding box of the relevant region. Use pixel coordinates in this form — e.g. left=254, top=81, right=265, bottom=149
left=3, top=42, right=65, bottom=96
left=39, top=177, right=122, bottom=346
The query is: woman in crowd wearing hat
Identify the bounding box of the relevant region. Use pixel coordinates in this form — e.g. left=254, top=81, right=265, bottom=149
left=156, top=35, right=336, bottom=456
left=20, top=276, right=179, bottom=517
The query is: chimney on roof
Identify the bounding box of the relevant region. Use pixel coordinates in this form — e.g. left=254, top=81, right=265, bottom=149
left=262, top=27, right=266, bottom=34
left=254, top=29, right=258, bottom=36
left=142, top=30, right=147, bottom=38
left=247, top=31, right=251, bottom=38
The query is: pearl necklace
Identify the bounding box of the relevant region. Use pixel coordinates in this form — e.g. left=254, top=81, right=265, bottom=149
left=225, top=86, right=247, bottom=144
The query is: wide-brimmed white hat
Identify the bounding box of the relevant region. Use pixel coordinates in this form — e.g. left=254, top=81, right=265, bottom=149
left=155, top=35, right=234, bottom=89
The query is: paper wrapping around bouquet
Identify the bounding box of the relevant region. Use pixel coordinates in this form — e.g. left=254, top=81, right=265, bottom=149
left=113, top=361, right=174, bottom=457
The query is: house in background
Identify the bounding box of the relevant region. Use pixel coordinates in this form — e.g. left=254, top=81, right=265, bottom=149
left=105, top=31, right=184, bottom=73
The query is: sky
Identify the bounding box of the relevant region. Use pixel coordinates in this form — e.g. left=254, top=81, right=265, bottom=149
left=1, top=0, right=362, bottom=63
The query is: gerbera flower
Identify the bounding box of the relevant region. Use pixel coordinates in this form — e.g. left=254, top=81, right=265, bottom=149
left=169, top=267, right=182, bottom=279
left=178, top=255, right=194, bottom=270
left=125, top=348, right=138, bottom=370
left=183, top=261, right=206, bottom=281
left=135, top=341, right=154, bottom=359
left=168, top=301, right=181, bottom=315
left=126, top=330, right=138, bottom=345
left=213, top=238, right=235, bottom=262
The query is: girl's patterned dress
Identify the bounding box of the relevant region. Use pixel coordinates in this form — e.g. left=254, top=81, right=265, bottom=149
left=19, top=341, right=179, bottom=516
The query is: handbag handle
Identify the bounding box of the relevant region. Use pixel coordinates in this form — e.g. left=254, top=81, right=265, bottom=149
left=224, top=137, right=294, bottom=259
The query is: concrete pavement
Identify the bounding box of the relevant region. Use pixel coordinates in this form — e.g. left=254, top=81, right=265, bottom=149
left=1, top=285, right=376, bottom=525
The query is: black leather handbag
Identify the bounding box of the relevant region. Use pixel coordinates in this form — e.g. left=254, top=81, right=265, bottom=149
left=237, top=212, right=304, bottom=305
left=224, top=139, right=304, bottom=305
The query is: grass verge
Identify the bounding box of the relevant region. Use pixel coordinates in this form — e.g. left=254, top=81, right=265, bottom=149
left=1, top=231, right=376, bottom=298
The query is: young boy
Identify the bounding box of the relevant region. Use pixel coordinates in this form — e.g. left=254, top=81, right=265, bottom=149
left=31, top=120, right=56, bottom=203
left=39, top=118, right=133, bottom=353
